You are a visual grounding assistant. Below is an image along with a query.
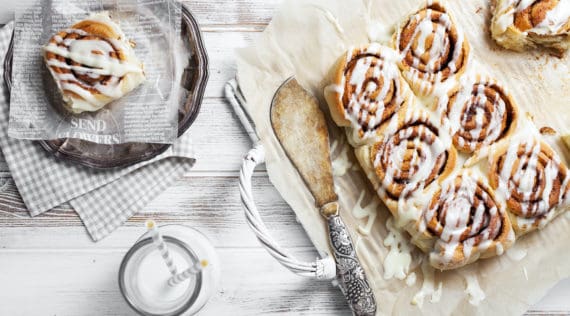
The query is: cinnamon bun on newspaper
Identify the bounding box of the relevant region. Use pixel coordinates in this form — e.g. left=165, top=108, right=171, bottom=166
left=489, top=138, right=570, bottom=234
left=491, top=0, right=570, bottom=55
left=324, top=43, right=412, bottom=146
left=43, top=13, right=145, bottom=114
left=394, top=0, right=470, bottom=96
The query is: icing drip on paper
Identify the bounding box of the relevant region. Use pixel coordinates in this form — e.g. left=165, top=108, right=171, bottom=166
left=351, top=191, right=379, bottom=235
left=506, top=245, right=528, bottom=261
left=406, top=272, right=417, bottom=286
left=464, top=273, right=486, bottom=305
left=330, top=139, right=356, bottom=176
left=383, top=217, right=413, bottom=280
left=308, top=5, right=345, bottom=36
left=412, top=260, right=442, bottom=307
left=523, top=266, right=529, bottom=280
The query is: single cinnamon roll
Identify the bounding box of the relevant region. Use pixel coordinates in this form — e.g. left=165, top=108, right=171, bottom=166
left=394, top=0, right=470, bottom=96
left=43, top=13, right=145, bottom=114
left=491, top=0, right=570, bottom=55
left=437, top=75, right=518, bottom=153
left=324, top=43, right=411, bottom=145
left=420, top=171, right=515, bottom=270
left=489, top=139, right=570, bottom=234
left=365, top=109, right=457, bottom=213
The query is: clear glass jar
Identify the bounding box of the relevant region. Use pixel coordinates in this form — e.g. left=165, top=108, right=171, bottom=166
left=119, top=225, right=220, bottom=315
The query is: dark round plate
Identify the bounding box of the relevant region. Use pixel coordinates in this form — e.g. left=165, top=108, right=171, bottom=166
left=3, top=5, right=208, bottom=169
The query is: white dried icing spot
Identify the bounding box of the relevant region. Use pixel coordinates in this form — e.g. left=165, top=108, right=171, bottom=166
left=367, top=20, right=393, bottom=44
left=412, top=260, right=443, bottom=307
left=523, top=266, right=529, bottom=281
left=383, top=217, right=412, bottom=280
left=506, top=246, right=527, bottom=261
left=331, top=139, right=356, bottom=177
left=351, top=191, right=379, bottom=235
left=406, top=272, right=417, bottom=286
left=464, top=273, right=486, bottom=305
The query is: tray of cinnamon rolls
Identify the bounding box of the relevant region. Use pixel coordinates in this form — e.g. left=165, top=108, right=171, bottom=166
left=3, top=1, right=208, bottom=169
left=324, top=0, right=569, bottom=270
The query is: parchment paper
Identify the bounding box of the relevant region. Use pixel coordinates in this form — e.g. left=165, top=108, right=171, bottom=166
left=236, top=0, right=570, bottom=315
left=9, top=0, right=184, bottom=144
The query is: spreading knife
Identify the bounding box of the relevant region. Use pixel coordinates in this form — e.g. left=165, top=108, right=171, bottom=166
left=270, top=77, right=377, bottom=316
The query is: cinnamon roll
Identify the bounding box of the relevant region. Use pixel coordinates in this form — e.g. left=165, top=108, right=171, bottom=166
left=324, top=43, right=411, bottom=145
left=422, top=171, right=515, bottom=270
left=43, top=13, right=145, bottom=114
left=489, top=139, right=570, bottom=234
left=491, top=0, right=570, bottom=55
left=437, top=75, right=518, bottom=153
left=394, top=0, right=470, bottom=96
left=357, top=109, right=457, bottom=214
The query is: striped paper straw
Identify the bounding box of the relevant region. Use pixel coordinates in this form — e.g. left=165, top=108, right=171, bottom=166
left=146, top=220, right=178, bottom=275
left=168, top=259, right=208, bottom=287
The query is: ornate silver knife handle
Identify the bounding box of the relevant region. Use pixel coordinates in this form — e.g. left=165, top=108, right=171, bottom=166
left=322, top=203, right=377, bottom=316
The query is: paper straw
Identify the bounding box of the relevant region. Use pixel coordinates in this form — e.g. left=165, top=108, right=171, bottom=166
left=146, top=220, right=178, bottom=275
left=168, top=259, right=208, bottom=287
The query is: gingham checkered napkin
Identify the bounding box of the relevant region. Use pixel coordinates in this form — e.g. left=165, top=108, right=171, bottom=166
left=0, top=23, right=196, bottom=241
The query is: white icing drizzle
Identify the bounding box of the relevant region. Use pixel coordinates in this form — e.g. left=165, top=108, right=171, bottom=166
left=495, top=0, right=570, bottom=35
left=423, top=172, right=512, bottom=268
left=383, top=217, right=413, bottom=280
left=406, top=272, right=417, bottom=286
left=330, top=139, right=355, bottom=177
left=523, top=266, right=529, bottom=280
left=351, top=191, right=379, bottom=235
left=494, top=137, right=569, bottom=219
left=396, top=2, right=467, bottom=94
left=463, top=273, right=486, bottom=305
left=412, top=260, right=443, bottom=307
left=309, top=5, right=345, bottom=36
left=326, top=44, right=404, bottom=142
left=437, top=75, right=512, bottom=152
left=373, top=109, right=452, bottom=210
left=43, top=13, right=144, bottom=112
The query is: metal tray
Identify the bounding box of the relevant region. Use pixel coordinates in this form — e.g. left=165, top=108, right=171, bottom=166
left=3, top=5, right=208, bottom=169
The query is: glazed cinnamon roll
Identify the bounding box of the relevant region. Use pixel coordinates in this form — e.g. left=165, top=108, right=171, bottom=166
left=489, top=139, right=570, bottom=234
left=43, top=13, right=145, bottom=113
left=421, top=171, right=515, bottom=270
left=358, top=109, right=457, bottom=213
left=324, top=43, right=411, bottom=145
left=394, top=0, right=470, bottom=96
left=437, top=75, right=518, bottom=153
left=491, top=0, right=570, bottom=55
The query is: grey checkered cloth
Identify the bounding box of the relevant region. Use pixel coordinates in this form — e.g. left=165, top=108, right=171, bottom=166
left=0, top=23, right=196, bottom=241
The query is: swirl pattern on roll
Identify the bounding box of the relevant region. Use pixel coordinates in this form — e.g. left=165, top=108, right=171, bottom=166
left=325, top=43, right=408, bottom=143
left=489, top=139, right=570, bottom=233
left=423, top=172, right=514, bottom=270
left=394, top=0, right=470, bottom=95
left=438, top=77, right=518, bottom=153
left=43, top=13, right=145, bottom=113
left=371, top=109, right=456, bottom=203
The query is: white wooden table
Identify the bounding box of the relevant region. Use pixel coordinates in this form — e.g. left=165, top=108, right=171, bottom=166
left=0, top=1, right=568, bottom=314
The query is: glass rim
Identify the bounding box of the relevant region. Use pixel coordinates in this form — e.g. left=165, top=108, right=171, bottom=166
left=118, top=236, right=203, bottom=316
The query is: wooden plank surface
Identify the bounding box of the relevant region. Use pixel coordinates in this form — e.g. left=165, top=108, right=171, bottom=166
left=0, top=0, right=568, bottom=315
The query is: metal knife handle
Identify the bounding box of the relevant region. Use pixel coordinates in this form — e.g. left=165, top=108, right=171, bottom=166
left=326, top=212, right=377, bottom=316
